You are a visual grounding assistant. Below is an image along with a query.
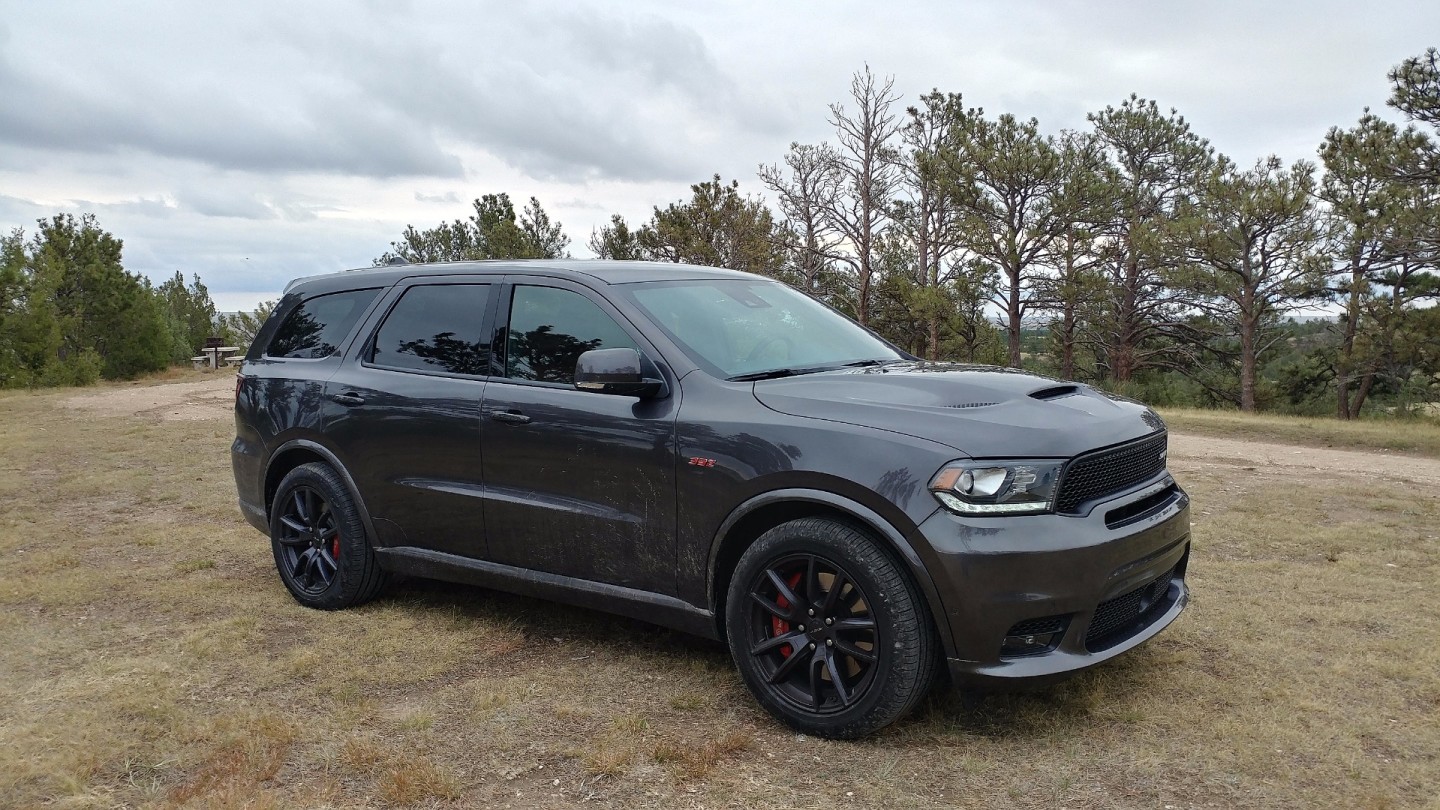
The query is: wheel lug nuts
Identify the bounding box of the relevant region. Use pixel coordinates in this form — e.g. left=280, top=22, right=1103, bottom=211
left=808, top=609, right=815, bottom=616
left=826, top=639, right=834, bottom=647
left=797, top=624, right=805, bottom=632
left=825, top=618, right=833, bottom=626
left=809, top=643, right=816, bottom=650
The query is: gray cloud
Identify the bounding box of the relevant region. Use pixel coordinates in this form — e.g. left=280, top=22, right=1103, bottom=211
left=2, top=0, right=1436, bottom=313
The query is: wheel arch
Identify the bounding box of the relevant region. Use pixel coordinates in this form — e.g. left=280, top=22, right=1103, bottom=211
left=707, top=489, right=955, bottom=658
left=263, top=439, right=379, bottom=546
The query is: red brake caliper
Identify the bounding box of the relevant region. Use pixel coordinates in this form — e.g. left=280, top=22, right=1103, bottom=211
left=332, top=534, right=341, bottom=560
left=770, top=572, right=804, bottom=658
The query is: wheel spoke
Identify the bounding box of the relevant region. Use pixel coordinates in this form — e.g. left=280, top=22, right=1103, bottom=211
left=276, top=532, right=309, bottom=547
left=316, top=550, right=336, bottom=584
left=822, top=570, right=848, bottom=614
left=804, top=555, right=821, bottom=607
left=749, top=591, right=792, bottom=621
left=280, top=515, right=307, bottom=534
left=824, top=649, right=852, bottom=706
left=765, top=569, right=801, bottom=611
left=834, top=638, right=876, bottom=663
left=291, top=548, right=314, bottom=585
left=768, top=640, right=811, bottom=684
left=807, top=654, right=826, bottom=710
left=834, top=617, right=876, bottom=633
left=751, top=630, right=804, bottom=656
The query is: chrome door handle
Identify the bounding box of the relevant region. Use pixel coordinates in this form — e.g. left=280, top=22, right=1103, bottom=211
left=331, top=393, right=366, bottom=407
left=488, top=409, right=531, bottom=425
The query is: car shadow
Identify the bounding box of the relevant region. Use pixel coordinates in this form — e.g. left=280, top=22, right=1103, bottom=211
left=365, top=575, right=1182, bottom=742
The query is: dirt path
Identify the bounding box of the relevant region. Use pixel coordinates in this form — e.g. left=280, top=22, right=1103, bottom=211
left=1167, top=432, right=1440, bottom=488
left=61, top=375, right=235, bottom=421
left=60, top=375, right=1440, bottom=487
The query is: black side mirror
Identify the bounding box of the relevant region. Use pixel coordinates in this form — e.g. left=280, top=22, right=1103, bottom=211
left=574, top=348, right=665, bottom=398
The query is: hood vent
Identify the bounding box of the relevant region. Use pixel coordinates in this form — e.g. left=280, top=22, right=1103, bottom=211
left=943, top=401, right=999, bottom=409
left=1029, top=384, right=1080, bottom=401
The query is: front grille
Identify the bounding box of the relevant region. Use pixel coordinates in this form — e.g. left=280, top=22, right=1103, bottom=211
left=1085, top=563, right=1177, bottom=652
left=1055, top=431, right=1168, bottom=514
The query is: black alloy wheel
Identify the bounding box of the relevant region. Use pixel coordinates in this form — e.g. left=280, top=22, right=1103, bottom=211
left=275, top=485, right=341, bottom=596
left=269, top=462, right=386, bottom=610
left=726, top=517, right=939, bottom=739
left=745, top=553, right=879, bottom=714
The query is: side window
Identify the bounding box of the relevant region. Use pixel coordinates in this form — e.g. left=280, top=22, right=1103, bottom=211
left=267, top=288, right=380, bottom=359
left=506, top=286, right=636, bottom=384
left=368, top=284, right=492, bottom=375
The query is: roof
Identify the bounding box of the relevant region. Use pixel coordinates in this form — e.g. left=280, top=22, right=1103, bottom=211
left=283, top=259, right=760, bottom=297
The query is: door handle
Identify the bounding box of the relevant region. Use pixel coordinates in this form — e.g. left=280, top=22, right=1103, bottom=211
left=331, top=392, right=366, bottom=407
left=488, top=409, right=531, bottom=425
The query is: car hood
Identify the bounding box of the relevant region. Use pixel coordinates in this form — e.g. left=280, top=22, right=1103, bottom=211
left=752, top=362, right=1164, bottom=459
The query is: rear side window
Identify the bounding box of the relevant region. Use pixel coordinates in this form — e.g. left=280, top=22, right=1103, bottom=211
left=369, top=284, right=492, bottom=375
left=266, top=289, right=380, bottom=359
left=505, top=286, right=635, bottom=384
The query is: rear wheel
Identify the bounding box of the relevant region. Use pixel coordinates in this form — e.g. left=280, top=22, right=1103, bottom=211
left=725, top=517, right=939, bottom=738
left=270, top=463, right=386, bottom=610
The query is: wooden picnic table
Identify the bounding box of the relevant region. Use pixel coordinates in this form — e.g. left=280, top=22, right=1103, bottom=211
left=200, top=346, right=240, bottom=370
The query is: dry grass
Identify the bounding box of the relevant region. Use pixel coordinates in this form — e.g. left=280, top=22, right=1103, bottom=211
left=1, top=376, right=1437, bottom=808
left=1160, top=406, right=1440, bottom=457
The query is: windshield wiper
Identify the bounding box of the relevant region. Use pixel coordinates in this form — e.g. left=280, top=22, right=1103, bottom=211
left=842, top=359, right=888, bottom=368
left=727, top=366, right=833, bottom=382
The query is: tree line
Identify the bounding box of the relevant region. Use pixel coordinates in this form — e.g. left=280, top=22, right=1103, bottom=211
left=4, top=50, right=1435, bottom=420
left=385, top=51, right=1439, bottom=417
left=0, top=214, right=218, bottom=387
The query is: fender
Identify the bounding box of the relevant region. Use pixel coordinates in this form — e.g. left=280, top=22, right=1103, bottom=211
left=263, top=438, right=382, bottom=548
left=707, top=487, right=957, bottom=658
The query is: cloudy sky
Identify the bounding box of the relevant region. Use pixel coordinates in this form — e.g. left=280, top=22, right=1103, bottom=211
left=2, top=1, right=1436, bottom=311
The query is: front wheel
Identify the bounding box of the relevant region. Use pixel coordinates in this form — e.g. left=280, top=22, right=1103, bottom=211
left=270, top=462, right=386, bottom=610
left=725, top=517, right=939, bottom=738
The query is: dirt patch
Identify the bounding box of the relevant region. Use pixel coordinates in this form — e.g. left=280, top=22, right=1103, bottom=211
left=1169, top=432, right=1440, bottom=489
left=60, top=375, right=235, bottom=422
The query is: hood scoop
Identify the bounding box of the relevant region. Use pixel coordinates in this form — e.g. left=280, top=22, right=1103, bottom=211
left=1029, top=384, right=1080, bottom=401
left=943, top=401, right=999, bottom=409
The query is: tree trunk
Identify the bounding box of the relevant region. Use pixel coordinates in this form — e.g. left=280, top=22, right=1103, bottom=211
left=1335, top=252, right=1364, bottom=420
left=1239, top=313, right=1258, bottom=412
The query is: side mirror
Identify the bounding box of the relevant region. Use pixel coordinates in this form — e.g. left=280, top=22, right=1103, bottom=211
left=574, top=348, right=664, bottom=398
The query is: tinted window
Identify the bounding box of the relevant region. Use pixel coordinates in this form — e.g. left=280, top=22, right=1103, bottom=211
left=267, top=289, right=380, bottom=359
left=369, top=284, right=492, bottom=375
left=506, top=286, right=636, bottom=384
left=626, top=280, right=900, bottom=378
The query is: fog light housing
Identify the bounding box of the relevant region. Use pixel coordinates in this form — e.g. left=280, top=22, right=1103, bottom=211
left=1000, top=615, right=1069, bottom=657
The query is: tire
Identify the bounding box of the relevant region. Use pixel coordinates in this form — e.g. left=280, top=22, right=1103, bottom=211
left=269, top=462, right=386, bottom=610
left=724, top=517, right=939, bottom=739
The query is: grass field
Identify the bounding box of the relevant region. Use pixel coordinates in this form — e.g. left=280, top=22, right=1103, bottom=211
left=2, top=374, right=1438, bottom=808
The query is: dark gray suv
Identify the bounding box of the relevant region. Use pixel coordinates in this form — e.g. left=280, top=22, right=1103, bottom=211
left=231, top=260, right=1190, bottom=738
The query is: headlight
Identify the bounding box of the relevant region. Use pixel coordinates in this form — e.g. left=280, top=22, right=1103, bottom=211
left=928, top=460, right=1062, bottom=516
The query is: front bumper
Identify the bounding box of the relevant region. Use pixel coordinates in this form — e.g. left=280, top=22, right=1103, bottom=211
left=918, top=476, right=1191, bottom=687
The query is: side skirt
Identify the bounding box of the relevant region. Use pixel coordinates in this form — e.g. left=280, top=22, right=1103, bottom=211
left=374, top=547, right=718, bottom=640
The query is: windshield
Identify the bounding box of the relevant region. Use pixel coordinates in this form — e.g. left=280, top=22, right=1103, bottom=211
left=624, top=279, right=903, bottom=379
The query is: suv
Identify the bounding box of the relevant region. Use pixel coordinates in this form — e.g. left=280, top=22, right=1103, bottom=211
left=232, top=260, right=1190, bottom=738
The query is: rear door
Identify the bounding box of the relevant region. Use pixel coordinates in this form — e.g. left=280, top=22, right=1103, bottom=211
left=322, top=276, right=499, bottom=557
left=478, top=278, right=679, bottom=594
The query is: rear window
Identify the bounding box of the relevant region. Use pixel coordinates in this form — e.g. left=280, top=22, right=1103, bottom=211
left=266, top=289, right=380, bottom=359
left=368, top=284, right=492, bottom=375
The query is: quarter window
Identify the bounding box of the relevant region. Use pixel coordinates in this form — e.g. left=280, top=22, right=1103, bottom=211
left=369, top=284, right=492, bottom=375
left=267, top=289, right=380, bottom=359
left=505, top=286, right=636, bottom=384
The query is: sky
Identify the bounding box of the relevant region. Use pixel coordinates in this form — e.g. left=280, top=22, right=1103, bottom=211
left=1, top=0, right=1436, bottom=312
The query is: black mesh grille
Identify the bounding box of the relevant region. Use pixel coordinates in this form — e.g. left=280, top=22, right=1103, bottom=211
left=1007, top=616, right=1067, bottom=637
left=1085, top=564, right=1177, bottom=652
left=1055, top=432, right=1168, bottom=514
